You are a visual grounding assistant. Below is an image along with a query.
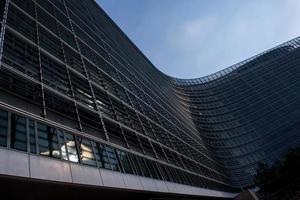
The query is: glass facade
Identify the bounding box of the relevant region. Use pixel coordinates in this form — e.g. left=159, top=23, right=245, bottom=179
left=0, top=0, right=299, bottom=194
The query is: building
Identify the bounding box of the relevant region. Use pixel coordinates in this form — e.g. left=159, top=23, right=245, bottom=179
left=0, top=0, right=299, bottom=199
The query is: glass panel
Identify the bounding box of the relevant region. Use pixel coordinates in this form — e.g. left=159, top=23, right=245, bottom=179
left=158, top=163, right=171, bottom=182
left=77, top=136, right=97, bottom=166
left=137, top=156, right=151, bottom=178
left=162, top=165, right=174, bottom=182
left=41, top=53, right=71, bottom=96
left=11, top=114, right=27, bottom=152
left=153, top=162, right=164, bottom=180
left=29, top=119, right=36, bottom=153
left=130, top=154, right=144, bottom=176
left=116, top=150, right=134, bottom=174
left=37, top=123, right=60, bottom=158
left=38, top=25, right=64, bottom=61
left=2, top=30, right=40, bottom=80
left=105, top=145, right=120, bottom=171
left=91, top=141, right=101, bottom=167
left=11, top=0, right=35, bottom=17
left=64, top=133, right=79, bottom=162
left=37, top=5, right=58, bottom=35
left=57, top=130, right=68, bottom=160
left=0, top=110, right=8, bottom=147
left=6, top=4, right=37, bottom=43
left=63, top=44, right=84, bottom=74
left=96, top=143, right=111, bottom=170
left=69, top=71, right=95, bottom=108
left=145, top=159, right=159, bottom=179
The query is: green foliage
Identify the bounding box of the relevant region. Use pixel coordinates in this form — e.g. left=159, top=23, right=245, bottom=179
left=255, top=147, right=300, bottom=192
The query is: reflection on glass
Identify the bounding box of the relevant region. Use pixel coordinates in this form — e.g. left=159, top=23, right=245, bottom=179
left=117, top=150, right=134, bottom=174
left=105, top=145, right=120, bottom=171
left=37, top=123, right=60, bottom=158
left=58, top=130, right=68, bottom=160
left=29, top=119, right=36, bottom=153
left=95, top=143, right=112, bottom=170
left=64, top=133, right=79, bottom=162
left=11, top=114, right=27, bottom=151
left=77, top=137, right=96, bottom=166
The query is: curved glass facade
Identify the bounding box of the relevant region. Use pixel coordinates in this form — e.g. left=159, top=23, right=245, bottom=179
left=172, top=42, right=300, bottom=187
left=0, top=0, right=299, bottom=194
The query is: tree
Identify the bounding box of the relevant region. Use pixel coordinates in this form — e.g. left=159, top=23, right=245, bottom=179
left=255, top=147, right=300, bottom=193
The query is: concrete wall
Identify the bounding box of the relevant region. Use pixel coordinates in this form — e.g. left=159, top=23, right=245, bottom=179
left=0, top=147, right=237, bottom=198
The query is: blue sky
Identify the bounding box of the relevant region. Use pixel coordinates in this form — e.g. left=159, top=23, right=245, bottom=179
left=97, top=0, right=300, bottom=78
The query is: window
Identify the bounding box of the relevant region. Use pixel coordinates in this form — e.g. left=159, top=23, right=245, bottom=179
left=153, top=162, right=164, bottom=180
left=44, top=89, right=78, bottom=123
left=159, top=164, right=172, bottom=182
left=114, top=83, right=130, bottom=105
left=77, top=106, right=105, bottom=140
left=126, top=108, right=143, bottom=133
left=41, top=53, right=71, bottom=96
left=169, top=167, right=181, bottom=184
left=93, top=143, right=111, bottom=170
left=77, top=136, right=97, bottom=166
left=36, top=0, right=55, bottom=16
left=139, top=136, right=155, bottom=157
left=37, top=123, right=60, bottom=158
left=137, top=156, right=151, bottom=178
left=56, top=10, right=71, bottom=27
left=2, top=30, right=40, bottom=80
left=100, top=72, right=118, bottom=96
left=160, top=165, right=174, bottom=182
left=0, top=69, right=43, bottom=107
left=64, top=132, right=79, bottom=162
left=152, top=143, right=167, bottom=161
left=70, top=71, right=95, bottom=108
left=111, top=98, right=130, bottom=126
left=10, top=114, right=27, bottom=152
left=116, top=150, right=134, bottom=174
left=93, top=86, right=116, bottom=119
left=123, top=128, right=143, bottom=153
left=11, top=0, right=35, bottom=17
left=29, top=119, right=36, bottom=153
left=0, top=110, right=8, bottom=147
left=58, top=24, right=77, bottom=49
left=144, top=159, right=159, bottom=179
left=130, top=154, right=144, bottom=176
left=93, top=46, right=110, bottom=69
left=105, top=145, right=120, bottom=171
left=57, top=130, right=68, bottom=160
left=37, top=5, right=58, bottom=35
left=63, top=44, right=84, bottom=74
left=39, top=25, right=64, bottom=61
left=85, top=61, right=105, bottom=87
left=6, top=4, right=37, bottom=43
left=78, top=40, right=95, bottom=62
left=139, top=115, right=155, bottom=139
left=104, top=119, right=127, bottom=147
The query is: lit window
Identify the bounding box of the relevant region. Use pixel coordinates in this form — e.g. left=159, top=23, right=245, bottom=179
left=64, top=133, right=79, bottom=162
left=37, top=123, right=60, bottom=158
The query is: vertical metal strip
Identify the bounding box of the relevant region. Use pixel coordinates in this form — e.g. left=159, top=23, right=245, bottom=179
left=63, top=0, right=109, bottom=141
left=59, top=1, right=82, bottom=132
left=34, top=121, right=39, bottom=154
left=26, top=118, right=30, bottom=153
left=34, top=0, right=47, bottom=118
left=0, top=0, right=10, bottom=68
left=6, top=111, right=11, bottom=148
